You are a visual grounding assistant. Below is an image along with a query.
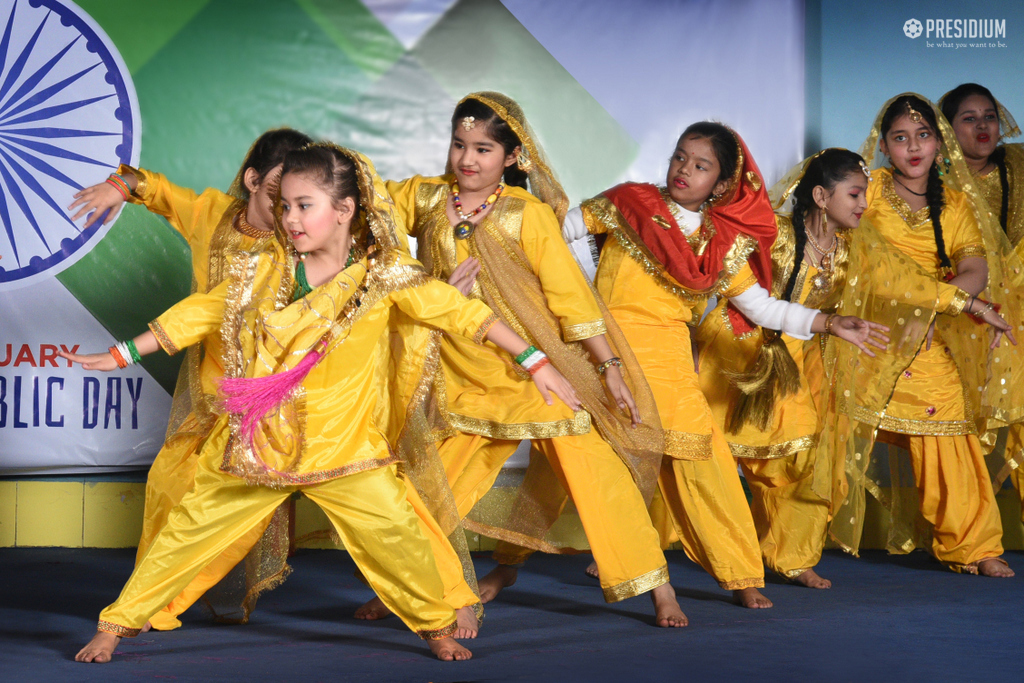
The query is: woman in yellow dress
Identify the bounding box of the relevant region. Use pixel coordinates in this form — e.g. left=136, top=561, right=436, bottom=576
left=382, top=92, right=687, bottom=627
left=67, top=128, right=314, bottom=629
left=825, top=93, right=1022, bottom=576
left=697, top=148, right=1014, bottom=589
left=940, top=83, right=1024, bottom=519
left=68, top=143, right=579, bottom=663
left=562, top=123, right=887, bottom=608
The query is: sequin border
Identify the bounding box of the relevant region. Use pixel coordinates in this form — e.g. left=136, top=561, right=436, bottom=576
left=602, top=564, right=670, bottom=602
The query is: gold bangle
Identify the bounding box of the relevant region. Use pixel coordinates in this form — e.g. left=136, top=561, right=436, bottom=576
left=824, top=313, right=838, bottom=335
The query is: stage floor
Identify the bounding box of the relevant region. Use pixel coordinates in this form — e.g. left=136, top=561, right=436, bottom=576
left=1, top=547, right=1020, bottom=682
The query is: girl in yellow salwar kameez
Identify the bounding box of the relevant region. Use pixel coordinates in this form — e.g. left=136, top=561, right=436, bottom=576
left=68, top=144, right=571, bottom=663
left=561, top=123, right=887, bottom=608
left=941, top=84, right=1024, bottom=521
left=68, top=128, right=313, bottom=629
left=699, top=149, right=1014, bottom=589
left=379, top=92, right=687, bottom=628
left=825, top=94, right=1024, bottom=576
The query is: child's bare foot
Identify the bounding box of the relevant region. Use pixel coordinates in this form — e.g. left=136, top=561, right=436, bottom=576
left=977, top=557, right=1015, bottom=577
left=650, top=582, right=687, bottom=627
left=428, top=636, right=472, bottom=661
left=75, top=632, right=121, bottom=663
left=354, top=596, right=392, bottom=620
left=478, top=564, right=517, bottom=603
left=453, top=606, right=479, bottom=639
left=585, top=560, right=599, bottom=579
left=140, top=621, right=152, bottom=633
left=734, top=587, right=773, bottom=608
left=792, top=568, right=831, bottom=589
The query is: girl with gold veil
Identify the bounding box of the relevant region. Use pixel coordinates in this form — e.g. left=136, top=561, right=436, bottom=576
left=382, top=92, right=688, bottom=627
left=823, top=93, right=1024, bottom=576
left=940, top=83, right=1024, bottom=521
left=68, top=129, right=313, bottom=629
left=67, top=144, right=566, bottom=663
left=562, top=123, right=887, bottom=608
left=699, top=149, right=1013, bottom=589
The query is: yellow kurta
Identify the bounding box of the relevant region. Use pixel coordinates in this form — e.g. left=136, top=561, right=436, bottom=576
left=386, top=175, right=670, bottom=602
left=856, top=167, right=1004, bottom=569
left=101, top=250, right=496, bottom=639
left=120, top=166, right=278, bottom=628
left=585, top=197, right=766, bottom=589
left=389, top=175, right=602, bottom=437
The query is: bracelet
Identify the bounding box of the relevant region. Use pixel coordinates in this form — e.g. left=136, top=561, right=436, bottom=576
left=596, top=357, right=623, bottom=375
left=526, top=357, right=550, bottom=376
left=108, top=345, right=128, bottom=369
left=824, top=313, right=838, bottom=335
left=125, top=339, right=142, bottom=364
left=106, top=173, right=132, bottom=200
left=514, top=345, right=538, bottom=365
left=519, top=350, right=547, bottom=370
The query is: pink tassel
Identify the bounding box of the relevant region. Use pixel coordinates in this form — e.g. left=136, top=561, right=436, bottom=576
left=220, top=339, right=327, bottom=451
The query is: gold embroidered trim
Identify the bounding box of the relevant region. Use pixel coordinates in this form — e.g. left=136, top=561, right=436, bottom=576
left=881, top=171, right=931, bottom=229
left=473, top=313, right=500, bottom=344
left=719, top=577, right=765, bottom=590
left=417, top=619, right=458, bottom=641
left=224, top=447, right=399, bottom=486
left=782, top=567, right=813, bottom=580
left=951, top=244, right=986, bottom=262
left=444, top=409, right=591, bottom=441
left=562, top=319, right=607, bottom=342
left=148, top=319, right=180, bottom=356
left=724, top=273, right=758, bottom=297
left=847, top=401, right=974, bottom=436
left=116, top=163, right=146, bottom=199
left=947, top=288, right=970, bottom=316
left=602, top=564, right=670, bottom=602
left=97, top=620, right=140, bottom=638
left=730, top=434, right=817, bottom=460
left=664, top=430, right=713, bottom=460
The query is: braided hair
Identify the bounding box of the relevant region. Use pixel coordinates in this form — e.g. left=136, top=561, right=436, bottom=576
left=942, top=83, right=1010, bottom=233
left=881, top=95, right=949, bottom=269
left=784, top=149, right=865, bottom=301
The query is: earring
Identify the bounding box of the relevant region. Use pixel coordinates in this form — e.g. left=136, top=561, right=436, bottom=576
left=820, top=209, right=828, bottom=232
left=516, top=150, right=533, bottom=172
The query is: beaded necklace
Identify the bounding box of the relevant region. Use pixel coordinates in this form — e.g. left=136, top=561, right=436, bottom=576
left=451, top=181, right=504, bottom=239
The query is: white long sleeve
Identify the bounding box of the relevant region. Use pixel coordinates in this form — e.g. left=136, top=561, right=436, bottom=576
left=729, top=282, right=818, bottom=340
left=562, top=206, right=589, bottom=242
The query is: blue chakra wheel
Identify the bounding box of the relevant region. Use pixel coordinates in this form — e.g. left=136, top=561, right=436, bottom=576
left=0, top=0, right=139, bottom=290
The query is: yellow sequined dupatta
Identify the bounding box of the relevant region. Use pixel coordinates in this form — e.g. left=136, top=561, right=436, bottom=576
left=823, top=94, right=1024, bottom=555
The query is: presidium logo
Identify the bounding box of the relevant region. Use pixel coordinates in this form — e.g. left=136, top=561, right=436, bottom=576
left=903, top=16, right=1007, bottom=48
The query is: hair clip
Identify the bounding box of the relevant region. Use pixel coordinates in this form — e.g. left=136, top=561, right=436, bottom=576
left=859, top=159, right=871, bottom=180
left=905, top=101, right=923, bottom=124
left=461, top=116, right=476, bottom=131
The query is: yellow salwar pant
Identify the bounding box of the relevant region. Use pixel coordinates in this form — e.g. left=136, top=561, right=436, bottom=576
left=652, top=427, right=765, bottom=590
left=905, top=434, right=1004, bottom=570
left=98, top=452, right=459, bottom=641
left=135, top=432, right=282, bottom=631
left=438, top=430, right=670, bottom=602
left=740, top=449, right=829, bottom=579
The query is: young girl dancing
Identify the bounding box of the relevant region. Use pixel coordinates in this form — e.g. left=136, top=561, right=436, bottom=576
left=698, top=148, right=1013, bottom=588
left=826, top=94, right=1023, bottom=575
left=562, top=123, right=887, bottom=607
left=69, top=144, right=572, bottom=662
left=382, top=92, right=687, bottom=627
left=940, top=83, right=1024, bottom=520
left=67, top=129, right=313, bottom=628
